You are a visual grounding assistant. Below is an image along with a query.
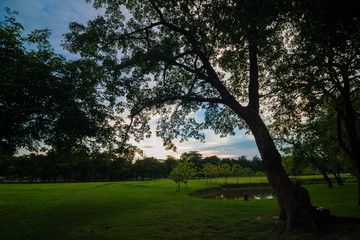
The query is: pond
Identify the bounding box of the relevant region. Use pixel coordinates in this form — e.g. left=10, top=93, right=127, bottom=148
left=194, top=184, right=275, bottom=200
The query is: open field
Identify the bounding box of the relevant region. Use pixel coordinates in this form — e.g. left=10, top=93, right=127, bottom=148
left=0, top=176, right=359, bottom=240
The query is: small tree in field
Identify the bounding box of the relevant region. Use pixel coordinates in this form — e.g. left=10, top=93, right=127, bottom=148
left=244, top=167, right=255, bottom=183
left=232, top=164, right=244, bottom=184
left=169, top=161, right=197, bottom=192
left=203, top=163, right=218, bottom=185
left=219, top=163, right=232, bottom=184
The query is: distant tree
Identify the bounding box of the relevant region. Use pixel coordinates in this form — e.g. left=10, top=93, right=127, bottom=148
left=203, top=156, right=221, bottom=166
left=91, top=151, right=112, bottom=181
left=244, top=167, right=255, bottom=183
left=133, top=157, right=161, bottom=180
left=221, top=158, right=234, bottom=166
left=232, top=164, right=244, bottom=184
left=169, top=161, right=197, bottom=192
left=180, top=151, right=203, bottom=168
left=219, top=163, right=232, bottom=184
left=202, top=163, right=218, bottom=185
left=164, top=155, right=178, bottom=176
left=237, top=156, right=252, bottom=169
left=108, top=156, right=132, bottom=181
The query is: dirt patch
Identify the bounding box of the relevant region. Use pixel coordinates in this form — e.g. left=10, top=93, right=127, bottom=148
left=253, top=215, right=279, bottom=221
left=188, top=226, right=201, bottom=234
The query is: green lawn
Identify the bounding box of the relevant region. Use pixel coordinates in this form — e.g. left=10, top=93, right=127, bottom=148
left=0, top=176, right=359, bottom=240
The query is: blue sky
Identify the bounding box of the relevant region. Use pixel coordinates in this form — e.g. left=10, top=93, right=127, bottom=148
left=0, top=0, right=260, bottom=159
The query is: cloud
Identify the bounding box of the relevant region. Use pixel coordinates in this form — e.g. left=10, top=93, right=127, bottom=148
left=141, top=145, right=155, bottom=149
left=132, top=114, right=260, bottom=159
left=199, top=139, right=259, bottom=158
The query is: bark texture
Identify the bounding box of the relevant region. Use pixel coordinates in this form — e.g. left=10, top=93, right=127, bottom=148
left=245, top=113, right=328, bottom=230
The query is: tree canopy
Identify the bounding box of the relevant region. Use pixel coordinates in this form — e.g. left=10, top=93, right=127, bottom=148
left=0, top=8, right=118, bottom=155
left=2, top=0, right=359, bottom=231
left=62, top=0, right=334, bottom=230
left=268, top=0, right=360, bottom=203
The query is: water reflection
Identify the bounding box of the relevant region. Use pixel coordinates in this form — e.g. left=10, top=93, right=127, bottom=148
left=200, top=187, right=274, bottom=200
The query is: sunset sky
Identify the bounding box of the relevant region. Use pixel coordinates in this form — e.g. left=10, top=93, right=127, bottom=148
left=0, top=0, right=260, bottom=159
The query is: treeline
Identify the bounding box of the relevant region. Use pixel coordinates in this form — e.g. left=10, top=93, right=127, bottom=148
left=0, top=151, right=263, bottom=183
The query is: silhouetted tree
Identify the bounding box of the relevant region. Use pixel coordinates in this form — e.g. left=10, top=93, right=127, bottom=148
left=63, top=0, right=332, bottom=229
left=0, top=8, right=117, bottom=155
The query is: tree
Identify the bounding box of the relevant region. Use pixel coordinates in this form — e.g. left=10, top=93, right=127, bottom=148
left=64, top=0, right=327, bottom=229
left=221, top=158, right=234, bottom=166
left=294, top=109, right=347, bottom=187
left=232, top=164, right=244, bottom=184
left=203, top=155, right=221, bottom=166
left=0, top=8, right=117, bottom=155
left=180, top=151, right=203, bottom=168
left=202, top=163, right=218, bottom=185
left=269, top=0, right=360, bottom=203
left=163, top=155, right=179, bottom=176
left=275, top=116, right=339, bottom=188
left=244, top=167, right=255, bottom=183
left=169, top=161, right=197, bottom=192
left=219, top=163, right=232, bottom=184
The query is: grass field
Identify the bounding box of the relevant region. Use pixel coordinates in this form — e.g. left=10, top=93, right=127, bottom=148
left=0, top=176, right=359, bottom=240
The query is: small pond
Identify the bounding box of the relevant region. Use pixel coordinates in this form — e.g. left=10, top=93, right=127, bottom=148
left=194, top=184, right=275, bottom=200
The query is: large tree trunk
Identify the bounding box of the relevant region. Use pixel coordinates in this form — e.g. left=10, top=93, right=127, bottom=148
left=227, top=23, right=329, bottom=230
left=246, top=113, right=328, bottom=230
left=338, top=78, right=360, bottom=204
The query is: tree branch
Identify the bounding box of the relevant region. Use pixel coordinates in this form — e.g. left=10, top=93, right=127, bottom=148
left=118, top=117, right=134, bottom=154
left=100, top=21, right=162, bottom=51
left=147, top=0, right=247, bottom=117
left=131, top=95, right=225, bottom=117
left=248, top=23, right=260, bottom=112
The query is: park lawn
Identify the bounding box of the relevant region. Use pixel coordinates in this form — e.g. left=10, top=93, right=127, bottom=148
left=0, top=177, right=359, bottom=240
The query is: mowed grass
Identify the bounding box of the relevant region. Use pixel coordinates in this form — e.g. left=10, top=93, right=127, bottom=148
left=0, top=176, right=359, bottom=240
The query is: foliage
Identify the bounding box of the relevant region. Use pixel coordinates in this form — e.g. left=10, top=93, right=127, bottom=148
left=219, top=163, right=232, bottom=184
left=61, top=0, right=291, bottom=161
left=243, top=167, right=255, bottom=183
left=180, top=151, right=203, bottom=168
left=202, top=163, right=218, bottom=185
left=168, top=161, right=197, bottom=192
left=0, top=8, right=118, bottom=154
left=0, top=150, right=267, bottom=183
left=232, top=164, right=244, bottom=184
left=268, top=0, right=360, bottom=201
left=276, top=106, right=351, bottom=185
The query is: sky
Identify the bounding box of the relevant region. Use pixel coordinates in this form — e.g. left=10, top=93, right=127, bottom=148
left=0, top=0, right=260, bottom=159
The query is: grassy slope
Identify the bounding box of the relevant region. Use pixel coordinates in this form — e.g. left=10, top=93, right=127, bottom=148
left=0, top=176, right=359, bottom=240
